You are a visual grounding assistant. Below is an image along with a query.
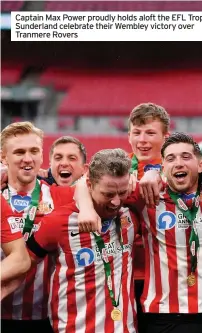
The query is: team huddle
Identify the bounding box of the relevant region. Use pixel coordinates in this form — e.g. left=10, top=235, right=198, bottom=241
left=1, top=103, right=202, bottom=333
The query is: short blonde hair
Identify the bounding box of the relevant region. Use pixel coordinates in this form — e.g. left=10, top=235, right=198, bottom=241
left=1, top=121, right=44, bottom=151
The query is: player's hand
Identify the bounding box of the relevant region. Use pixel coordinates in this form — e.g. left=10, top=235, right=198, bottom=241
left=1, top=164, right=8, bottom=190
left=78, top=209, right=102, bottom=234
left=38, top=168, right=49, bottom=178
left=128, top=172, right=137, bottom=195
left=1, top=275, right=26, bottom=300
left=139, top=170, right=163, bottom=207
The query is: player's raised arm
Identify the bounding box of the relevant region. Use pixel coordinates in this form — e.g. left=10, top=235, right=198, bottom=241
left=74, top=175, right=102, bottom=233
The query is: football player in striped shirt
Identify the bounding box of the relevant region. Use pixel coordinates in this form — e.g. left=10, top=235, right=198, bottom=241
left=26, top=148, right=139, bottom=333
left=127, top=132, right=202, bottom=332
left=127, top=102, right=170, bottom=332
left=1, top=195, right=31, bottom=295
left=0, top=122, right=75, bottom=333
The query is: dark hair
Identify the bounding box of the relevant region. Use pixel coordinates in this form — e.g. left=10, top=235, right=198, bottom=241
left=89, top=148, right=131, bottom=185
left=49, top=136, right=87, bottom=163
left=128, top=102, right=170, bottom=134
left=161, top=132, right=201, bottom=158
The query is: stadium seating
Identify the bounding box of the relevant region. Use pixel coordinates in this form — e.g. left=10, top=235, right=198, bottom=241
left=57, top=116, right=75, bottom=130
left=1, top=63, right=24, bottom=85
left=39, top=69, right=202, bottom=117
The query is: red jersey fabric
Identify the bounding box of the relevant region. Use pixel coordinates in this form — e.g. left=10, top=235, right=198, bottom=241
left=1, top=195, right=22, bottom=243
left=126, top=184, right=202, bottom=313
left=1, top=181, right=74, bottom=320
left=27, top=205, right=138, bottom=333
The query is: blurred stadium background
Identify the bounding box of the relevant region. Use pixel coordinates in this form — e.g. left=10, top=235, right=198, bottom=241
left=1, top=1, right=202, bottom=167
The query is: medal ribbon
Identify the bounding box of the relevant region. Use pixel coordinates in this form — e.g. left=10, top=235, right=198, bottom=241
left=130, top=154, right=138, bottom=174
left=168, top=188, right=200, bottom=273
left=8, top=180, right=41, bottom=237
left=93, top=222, right=124, bottom=308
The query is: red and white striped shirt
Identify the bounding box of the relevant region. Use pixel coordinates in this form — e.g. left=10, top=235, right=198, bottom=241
left=27, top=204, right=138, bottom=333
left=127, top=184, right=202, bottom=314
left=1, top=181, right=74, bottom=320
left=1, top=195, right=22, bottom=243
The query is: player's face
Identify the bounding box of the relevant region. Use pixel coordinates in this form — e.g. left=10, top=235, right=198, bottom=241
left=88, top=174, right=130, bottom=220
left=50, top=143, right=88, bottom=186
left=2, top=134, right=43, bottom=189
left=163, top=143, right=201, bottom=193
left=128, top=120, right=167, bottom=161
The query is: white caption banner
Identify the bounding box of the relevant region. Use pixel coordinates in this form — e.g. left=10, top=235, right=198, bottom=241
left=11, top=11, right=202, bottom=41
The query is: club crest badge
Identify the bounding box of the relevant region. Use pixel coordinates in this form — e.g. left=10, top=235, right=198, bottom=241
left=38, top=201, right=53, bottom=214
left=120, top=215, right=131, bottom=228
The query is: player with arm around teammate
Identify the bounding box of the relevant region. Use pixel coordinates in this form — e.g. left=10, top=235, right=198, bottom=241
left=0, top=122, right=74, bottom=333
left=26, top=148, right=139, bottom=333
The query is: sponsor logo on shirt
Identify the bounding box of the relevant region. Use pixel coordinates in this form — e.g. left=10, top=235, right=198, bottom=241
left=95, top=241, right=116, bottom=261
left=195, top=217, right=202, bottom=231
left=7, top=217, right=21, bottom=233
left=158, top=211, right=176, bottom=230
left=176, top=213, right=189, bottom=229
left=11, top=195, right=31, bottom=212
left=71, top=231, right=80, bottom=237
left=7, top=217, right=40, bottom=235
left=76, top=248, right=95, bottom=267
left=176, top=215, right=202, bottom=232
left=95, top=242, right=132, bottom=262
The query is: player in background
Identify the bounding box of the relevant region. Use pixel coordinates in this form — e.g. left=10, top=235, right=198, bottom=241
left=37, top=136, right=88, bottom=185
left=0, top=122, right=74, bottom=333
left=1, top=195, right=31, bottom=299
left=128, top=102, right=170, bottom=330
left=26, top=149, right=139, bottom=333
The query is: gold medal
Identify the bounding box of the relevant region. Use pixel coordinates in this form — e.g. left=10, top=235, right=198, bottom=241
left=187, top=273, right=196, bottom=287
left=111, top=308, right=122, bottom=321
